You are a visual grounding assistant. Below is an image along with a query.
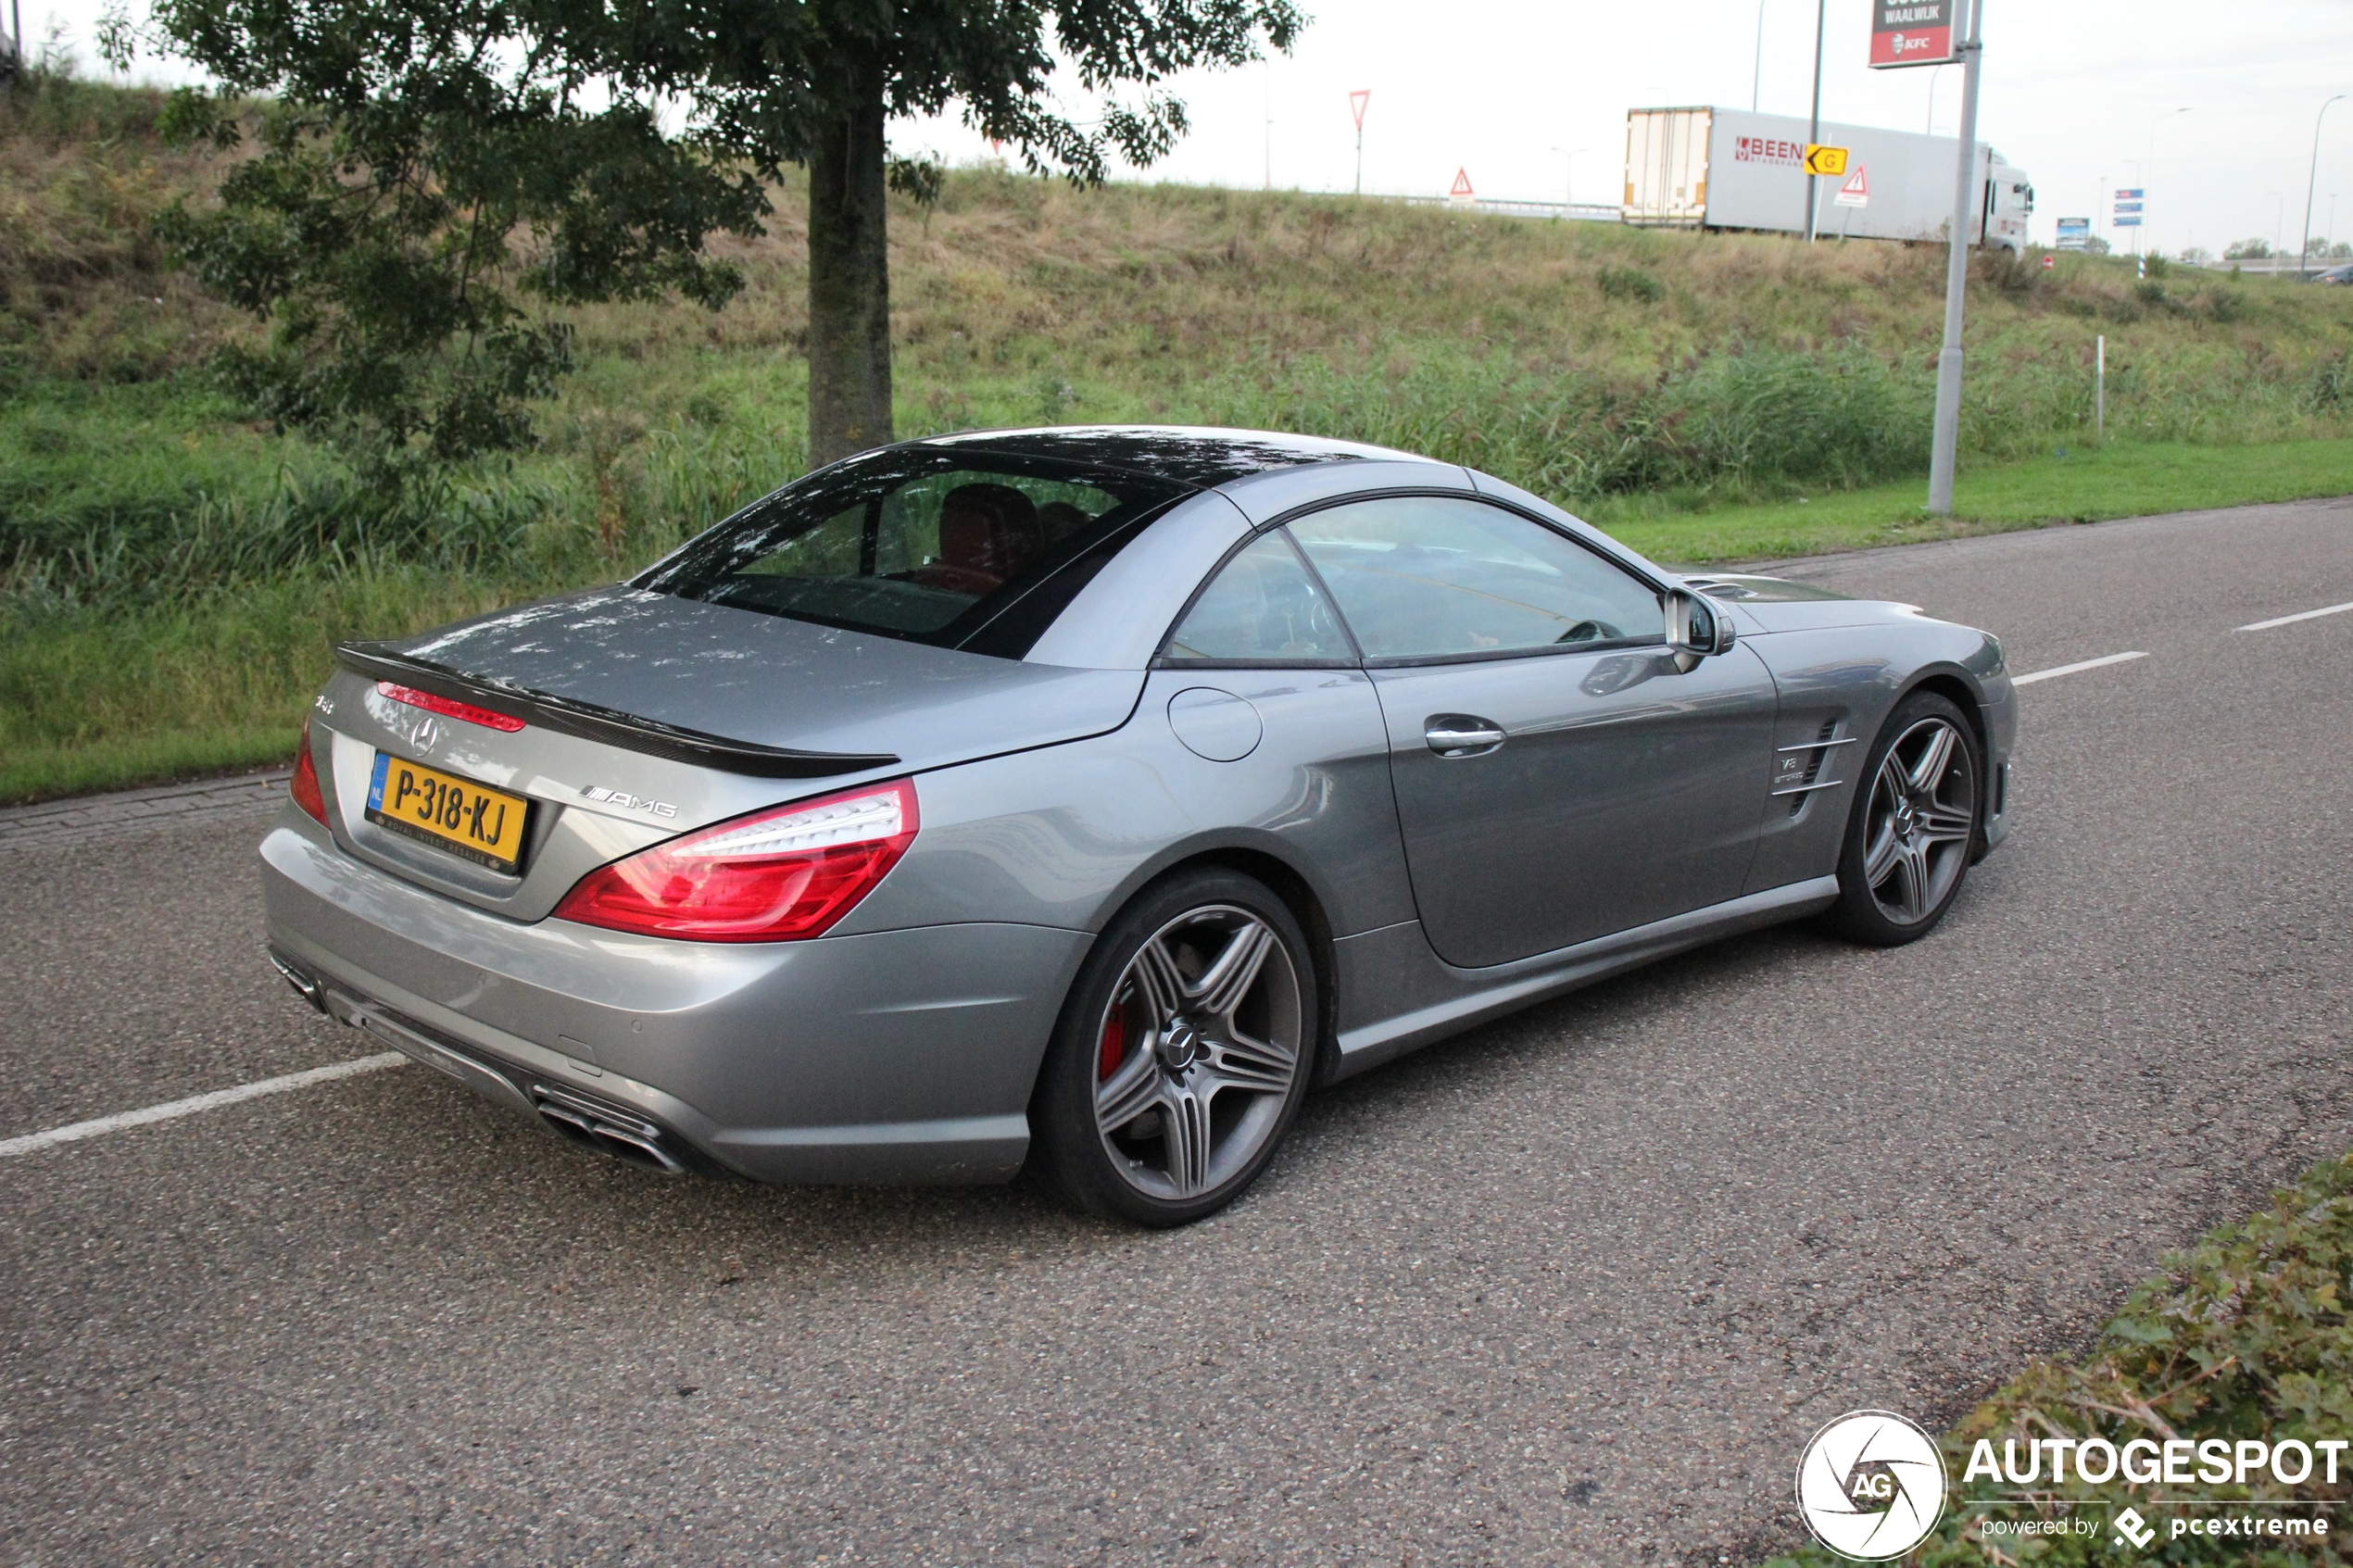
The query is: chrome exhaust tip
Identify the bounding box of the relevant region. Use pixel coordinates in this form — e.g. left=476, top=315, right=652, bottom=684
left=530, top=1083, right=686, bottom=1175
left=268, top=949, right=326, bottom=1012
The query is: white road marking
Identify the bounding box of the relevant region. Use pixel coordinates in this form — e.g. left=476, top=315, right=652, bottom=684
left=0, top=1053, right=408, bottom=1160
left=2237, top=600, right=2353, bottom=632
left=2011, top=651, right=2149, bottom=686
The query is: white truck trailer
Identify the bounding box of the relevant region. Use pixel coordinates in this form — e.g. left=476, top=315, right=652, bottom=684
left=1622, top=107, right=2033, bottom=254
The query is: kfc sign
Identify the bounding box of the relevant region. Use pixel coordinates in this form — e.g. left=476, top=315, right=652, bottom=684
left=1872, top=0, right=1960, bottom=68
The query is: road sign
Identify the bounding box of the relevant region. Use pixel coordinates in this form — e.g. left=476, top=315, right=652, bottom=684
left=1448, top=168, right=1475, bottom=207
left=2056, top=217, right=2090, bottom=250
left=1803, top=144, right=1849, bottom=177
left=2114, top=188, right=2144, bottom=201
left=2112, top=216, right=2143, bottom=228
left=2042, top=254, right=2056, bottom=270
left=1349, top=90, right=1369, bottom=131
left=1834, top=165, right=1869, bottom=207
left=1871, top=0, right=1961, bottom=68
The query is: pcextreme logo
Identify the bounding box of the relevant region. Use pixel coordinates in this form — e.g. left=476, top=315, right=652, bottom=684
left=1795, top=1411, right=1948, bottom=1561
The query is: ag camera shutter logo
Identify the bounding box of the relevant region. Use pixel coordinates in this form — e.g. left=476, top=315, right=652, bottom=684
left=1796, top=1410, right=1948, bottom=1561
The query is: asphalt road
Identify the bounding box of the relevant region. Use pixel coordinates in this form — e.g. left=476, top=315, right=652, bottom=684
left=5, top=495, right=2351, bottom=1567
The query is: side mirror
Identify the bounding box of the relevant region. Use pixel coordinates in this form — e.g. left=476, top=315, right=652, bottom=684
left=1665, top=587, right=1735, bottom=671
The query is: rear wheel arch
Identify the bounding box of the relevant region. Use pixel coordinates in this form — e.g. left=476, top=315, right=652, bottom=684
left=1065, top=841, right=1343, bottom=1090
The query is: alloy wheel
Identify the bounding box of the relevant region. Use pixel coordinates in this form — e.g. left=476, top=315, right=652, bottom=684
left=1861, top=716, right=1977, bottom=925
left=1091, top=904, right=1304, bottom=1201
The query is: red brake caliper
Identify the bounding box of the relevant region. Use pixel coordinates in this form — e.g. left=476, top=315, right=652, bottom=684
left=1097, top=1003, right=1127, bottom=1082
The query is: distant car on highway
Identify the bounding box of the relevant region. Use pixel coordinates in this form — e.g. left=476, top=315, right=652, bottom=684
left=263, top=428, right=2016, bottom=1225
left=2309, top=262, right=2353, bottom=284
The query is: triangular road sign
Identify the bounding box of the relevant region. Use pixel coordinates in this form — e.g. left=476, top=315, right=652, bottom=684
left=1350, top=90, right=1371, bottom=130
left=1834, top=163, right=1869, bottom=207
left=1449, top=167, right=1475, bottom=201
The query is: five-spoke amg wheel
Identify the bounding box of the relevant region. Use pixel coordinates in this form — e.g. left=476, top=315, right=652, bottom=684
left=1030, top=869, right=1315, bottom=1226
left=1829, top=691, right=1982, bottom=946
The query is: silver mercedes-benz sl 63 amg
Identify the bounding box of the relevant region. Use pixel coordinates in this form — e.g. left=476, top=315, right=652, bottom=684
left=263, top=427, right=2015, bottom=1224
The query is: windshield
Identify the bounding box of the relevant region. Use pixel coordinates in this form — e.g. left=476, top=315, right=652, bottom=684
left=635, top=448, right=1192, bottom=656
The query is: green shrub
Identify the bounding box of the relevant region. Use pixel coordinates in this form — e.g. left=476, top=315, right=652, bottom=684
left=1598, top=265, right=1665, bottom=303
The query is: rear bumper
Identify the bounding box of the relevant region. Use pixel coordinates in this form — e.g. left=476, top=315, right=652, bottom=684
left=260, top=809, right=1092, bottom=1185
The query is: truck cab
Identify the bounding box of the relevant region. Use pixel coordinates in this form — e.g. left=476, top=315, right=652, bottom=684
left=1983, top=162, right=2033, bottom=256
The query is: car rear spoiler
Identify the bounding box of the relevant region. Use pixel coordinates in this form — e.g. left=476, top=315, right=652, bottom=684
left=334, top=642, right=901, bottom=780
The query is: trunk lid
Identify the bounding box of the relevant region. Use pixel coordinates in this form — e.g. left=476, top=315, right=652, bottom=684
left=318, top=587, right=1143, bottom=920
left=362, top=585, right=1145, bottom=774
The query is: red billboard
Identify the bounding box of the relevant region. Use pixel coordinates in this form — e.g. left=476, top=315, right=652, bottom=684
left=1872, top=0, right=1960, bottom=68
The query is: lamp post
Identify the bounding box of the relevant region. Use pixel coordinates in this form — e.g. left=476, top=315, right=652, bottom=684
left=1803, top=0, right=1825, bottom=241
left=1753, top=0, right=1768, bottom=111
left=1349, top=90, right=1369, bottom=196
left=1550, top=145, right=1587, bottom=213
left=1926, top=0, right=1985, bottom=517
left=2305, top=95, right=2347, bottom=279
left=2145, top=106, right=2191, bottom=256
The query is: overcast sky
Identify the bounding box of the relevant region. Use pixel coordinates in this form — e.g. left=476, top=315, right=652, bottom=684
left=30, top=0, right=2353, bottom=257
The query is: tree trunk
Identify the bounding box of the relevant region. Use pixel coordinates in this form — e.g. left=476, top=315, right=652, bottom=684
left=806, top=74, right=893, bottom=467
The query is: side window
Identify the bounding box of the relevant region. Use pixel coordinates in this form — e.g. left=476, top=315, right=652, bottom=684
left=1164, top=532, right=1354, bottom=662
left=1287, top=495, right=1663, bottom=660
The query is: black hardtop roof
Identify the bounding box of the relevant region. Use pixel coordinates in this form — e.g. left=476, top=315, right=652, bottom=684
left=905, top=424, right=1434, bottom=488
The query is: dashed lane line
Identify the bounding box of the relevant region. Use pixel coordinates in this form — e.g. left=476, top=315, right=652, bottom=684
left=2237, top=600, right=2353, bottom=632
left=2010, top=651, right=2149, bottom=686
left=0, top=1054, right=409, bottom=1160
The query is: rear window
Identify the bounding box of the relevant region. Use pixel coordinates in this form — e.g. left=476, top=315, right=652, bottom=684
left=635, top=448, right=1192, bottom=655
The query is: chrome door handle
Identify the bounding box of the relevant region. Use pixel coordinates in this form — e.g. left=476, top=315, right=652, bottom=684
left=1425, top=716, right=1505, bottom=758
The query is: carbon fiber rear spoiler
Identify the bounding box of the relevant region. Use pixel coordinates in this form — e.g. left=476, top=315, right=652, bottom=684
left=334, top=642, right=901, bottom=780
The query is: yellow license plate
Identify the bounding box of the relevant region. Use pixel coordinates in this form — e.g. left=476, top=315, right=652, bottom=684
left=365, top=752, right=530, bottom=872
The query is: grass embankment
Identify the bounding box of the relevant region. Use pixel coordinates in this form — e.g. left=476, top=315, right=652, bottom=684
left=5, top=69, right=2353, bottom=799
left=1603, top=434, right=2353, bottom=566
left=1763, top=1150, right=2353, bottom=1567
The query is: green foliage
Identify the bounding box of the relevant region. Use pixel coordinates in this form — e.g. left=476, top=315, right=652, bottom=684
left=1761, top=1149, right=2353, bottom=1567
left=1598, top=265, right=1664, bottom=304
left=130, top=0, right=768, bottom=470
left=120, top=0, right=1303, bottom=470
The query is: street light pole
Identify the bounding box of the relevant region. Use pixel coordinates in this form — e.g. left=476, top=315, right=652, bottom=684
left=1803, top=0, right=1825, bottom=241
left=1926, top=0, right=1985, bottom=517
left=2304, top=95, right=2346, bottom=280
left=1350, top=90, right=1369, bottom=196
left=1753, top=0, right=1768, bottom=112
left=1549, top=146, right=1586, bottom=212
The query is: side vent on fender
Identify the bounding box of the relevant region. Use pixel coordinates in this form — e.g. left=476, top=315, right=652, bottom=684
left=1774, top=718, right=1854, bottom=817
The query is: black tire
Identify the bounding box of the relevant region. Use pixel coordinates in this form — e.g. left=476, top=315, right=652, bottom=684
left=1028, top=867, right=1317, bottom=1227
left=1827, top=690, right=1983, bottom=947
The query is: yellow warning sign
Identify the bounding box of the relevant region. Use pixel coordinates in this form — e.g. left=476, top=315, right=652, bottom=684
left=1802, top=144, right=1849, bottom=177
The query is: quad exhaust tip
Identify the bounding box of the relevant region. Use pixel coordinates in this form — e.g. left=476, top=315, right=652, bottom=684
left=531, top=1083, right=686, bottom=1175
left=269, top=950, right=326, bottom=1012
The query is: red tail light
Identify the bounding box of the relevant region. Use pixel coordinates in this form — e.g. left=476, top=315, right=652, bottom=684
left=292, top=716, right=330, bottom=825
left=552, top=780, right=918, bottom=942
left=376, top=681, right=526, bottom=733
